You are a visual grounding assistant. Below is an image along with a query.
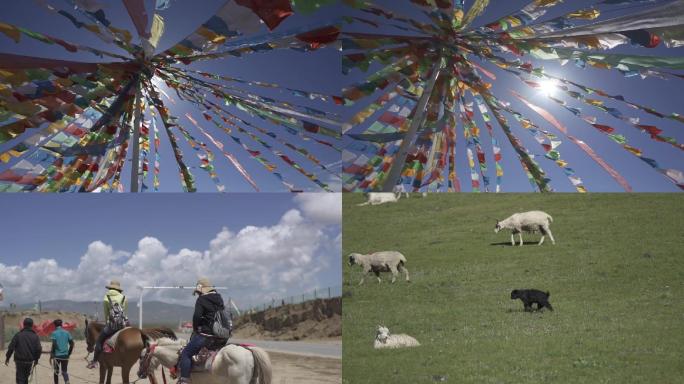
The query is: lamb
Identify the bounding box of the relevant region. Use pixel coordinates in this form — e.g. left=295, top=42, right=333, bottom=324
left=495, top=210, right=555, bottom=246
left=348, top=251, right=410, bottom=285
left=374, top=326, right=420, bottom=349
left=511, top=289, right=554, bottom=312
left=357, top=192, right=401, bottom=206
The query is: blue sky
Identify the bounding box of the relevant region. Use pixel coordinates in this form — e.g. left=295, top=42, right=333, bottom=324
left=342, top=0, right=684, bottom=192
left=0, top=0, right=345, bottom=192
left=0, top=193, right=341, bottom=308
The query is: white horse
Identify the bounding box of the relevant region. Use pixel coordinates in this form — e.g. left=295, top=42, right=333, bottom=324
left=137, top=337, right=272, bottom=384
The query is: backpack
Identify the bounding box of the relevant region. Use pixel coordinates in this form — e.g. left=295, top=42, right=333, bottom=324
left=107, top=295, right=129, bottom=330
left=212, top=306, right=233, bottom=339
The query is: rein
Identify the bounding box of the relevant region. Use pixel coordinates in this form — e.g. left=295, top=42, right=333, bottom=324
left=141, top=342, right=169, bottom=384
left=140, top=343, right=157, bottom=375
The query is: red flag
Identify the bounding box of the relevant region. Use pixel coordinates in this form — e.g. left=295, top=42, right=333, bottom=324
left=235, top=0, right=293, bottom=30
left=20, top=319, right=77, bottom=337
left=296, top=26, right=340, bottom=49
left=592, top=124, right=615, bottom=133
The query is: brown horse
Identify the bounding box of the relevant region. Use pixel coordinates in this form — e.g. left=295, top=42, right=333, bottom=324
left=85, top=319, right=176, bottom=384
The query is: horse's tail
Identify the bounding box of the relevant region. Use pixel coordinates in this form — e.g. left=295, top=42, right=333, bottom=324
left=248, top=346, right=272, bottom=384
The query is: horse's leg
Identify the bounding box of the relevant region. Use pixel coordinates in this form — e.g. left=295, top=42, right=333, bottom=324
left=106, top=366, right=113, bottom=384
left=121, top=363, right=131, bottom=384
left=99, top=364, right=106, bottom=384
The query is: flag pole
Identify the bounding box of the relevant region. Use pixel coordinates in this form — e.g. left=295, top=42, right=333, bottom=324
left=130, top=82, right=143, bottom=193
left=381, top=59, right=442, bottom=192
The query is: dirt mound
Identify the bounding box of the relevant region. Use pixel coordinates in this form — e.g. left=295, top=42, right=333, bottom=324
left=233, top=298, right=341, bottom=341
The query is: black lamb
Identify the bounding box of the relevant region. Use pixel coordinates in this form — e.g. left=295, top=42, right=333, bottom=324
left=511, top=289, right=553, bottom=312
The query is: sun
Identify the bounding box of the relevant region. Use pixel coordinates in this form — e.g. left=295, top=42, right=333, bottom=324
left=538, top=79, right=559, bottom=97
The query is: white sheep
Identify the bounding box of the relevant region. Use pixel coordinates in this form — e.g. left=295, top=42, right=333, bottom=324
left=348, top=251, right=410, bottom=285
left=357, top=192, right=400, bottom=206
left=495, top=210, right=555, bottom=246
left=393, top=185, right=410, bottom=199
left=374, top=326, right=420, bottom=349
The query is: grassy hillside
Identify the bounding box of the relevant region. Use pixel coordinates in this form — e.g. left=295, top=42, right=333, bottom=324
left=342, top=194, right=684, bottom=384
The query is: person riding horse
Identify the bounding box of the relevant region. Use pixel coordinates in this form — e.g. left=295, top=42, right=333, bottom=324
left=177, top=278, right=228, bottom=384
left=87, top=280, right=130, bottom=369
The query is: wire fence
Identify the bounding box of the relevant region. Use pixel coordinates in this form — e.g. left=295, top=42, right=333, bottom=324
left=241, top=286, right=342, bottom=314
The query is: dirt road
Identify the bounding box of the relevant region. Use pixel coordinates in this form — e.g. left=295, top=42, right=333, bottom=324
left=229, top=338, right=341, bottom=359
left=0, top=340, right=340, bottom=384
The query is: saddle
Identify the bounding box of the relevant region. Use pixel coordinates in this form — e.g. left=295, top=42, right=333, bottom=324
left=103, top=327, right=131, bottom=354
left=169, top=340, right=251, bottom=379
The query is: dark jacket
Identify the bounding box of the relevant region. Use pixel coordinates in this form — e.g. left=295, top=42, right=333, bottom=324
left=192, top=291, right=224, bottom=335
left=5, top=328, right=42, bottom=363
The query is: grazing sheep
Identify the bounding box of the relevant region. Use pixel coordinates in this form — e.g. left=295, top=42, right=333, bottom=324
left=393, top=185, right=410, bottom=199
left=357, top=192, right=401, bottom=206
left=374, top=326, right=420, bottom=349
left=348, top=251, right=410, bottom=285
left=511, top=289, right=554, bottom=312
left=495, top=210, right=555, bottom=246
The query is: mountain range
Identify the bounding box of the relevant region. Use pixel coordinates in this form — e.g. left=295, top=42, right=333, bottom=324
left=4, top=299, right=194, bottom=326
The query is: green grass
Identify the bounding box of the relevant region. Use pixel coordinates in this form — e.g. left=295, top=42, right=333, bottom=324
left=342, top=194, right=684, bottom=384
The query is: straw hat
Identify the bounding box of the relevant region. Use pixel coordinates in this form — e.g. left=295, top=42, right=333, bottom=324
left=194, top=277, right=214, bottom=296
left=106, top=280, right=123, bottom=291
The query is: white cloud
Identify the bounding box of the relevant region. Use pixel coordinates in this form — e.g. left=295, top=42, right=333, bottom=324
left=293, top=193, right=341, bottom=225
left=0, top=209, right=340, bottom=310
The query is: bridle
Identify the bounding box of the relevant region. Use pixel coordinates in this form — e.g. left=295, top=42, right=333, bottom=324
left=138, top=343, right=157, bottom=378
left=84, top=322, right=95, bottom=353
left=139, top=343, right=172, bottom=384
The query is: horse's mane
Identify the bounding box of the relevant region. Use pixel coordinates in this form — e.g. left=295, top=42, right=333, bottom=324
left=154, top=337, right=185, bottom=347
left=141, top=327, right=178, bottom=341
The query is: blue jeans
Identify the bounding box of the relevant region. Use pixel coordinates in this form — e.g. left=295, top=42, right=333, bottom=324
left=93, top=325, right=116, bottom=362
left=179, top=334, right=207, bottom=379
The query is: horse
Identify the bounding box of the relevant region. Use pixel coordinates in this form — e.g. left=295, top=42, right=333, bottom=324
left=84, top=319, right=177, bottom=384
left=137, top=337, right=272, bottom=384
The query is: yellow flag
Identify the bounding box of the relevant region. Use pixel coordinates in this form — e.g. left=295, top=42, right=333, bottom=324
left=148, top=14, right=165, bottom=48
left=462, top=0, right=490, bottom=29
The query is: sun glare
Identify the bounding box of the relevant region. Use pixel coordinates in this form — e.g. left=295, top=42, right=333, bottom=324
left=538, top=79, right=558, bottom=97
